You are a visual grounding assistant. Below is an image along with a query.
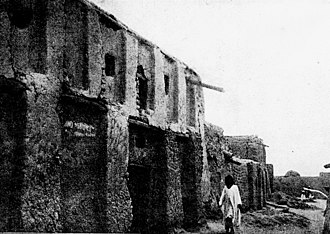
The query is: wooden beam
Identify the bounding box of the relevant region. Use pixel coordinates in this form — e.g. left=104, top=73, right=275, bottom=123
left=266, top=201, right=289, bottom=211
left=186, top=78, right=225, bottom=93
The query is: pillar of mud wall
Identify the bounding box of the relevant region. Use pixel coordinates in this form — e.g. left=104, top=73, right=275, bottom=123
left=264, top=167, right=271, bottom=199
left=261, top=167, right=267, bottom=207
left=232, top=163, right=249, bottom=211
left=106, top=106, right=132, bottom=232
left=0, top=0, right=64, bottom=231
left=0, top=78, right=27, bottom=231
left=165, top=132, right=184, bottom=229
left=149, top=133, right=168, bottom=233
left=247, top=162, right=258, bottom=210
left=267, top=164, right=274, bottom=193
left=203, top=123, right=225, bottom=217
left=58, top=96, right=108, bottom=233
left=20, top=73, right=62, bottom=232
left=179, top=134, right=203, bottom=228
left=256, top=165, right=263, bottom=210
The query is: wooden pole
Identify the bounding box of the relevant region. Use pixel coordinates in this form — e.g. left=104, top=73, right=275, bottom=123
left=187, top=78, right=225, bottom=93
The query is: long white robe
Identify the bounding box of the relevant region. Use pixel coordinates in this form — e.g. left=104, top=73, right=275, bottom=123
left=219, top=184, right=242, bottom=226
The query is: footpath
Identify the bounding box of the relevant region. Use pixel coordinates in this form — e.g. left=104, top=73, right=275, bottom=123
left=176, top=199, right=326, bottom=234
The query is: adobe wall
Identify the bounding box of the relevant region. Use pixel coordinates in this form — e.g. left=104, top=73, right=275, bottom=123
left=0, top=0, right=63, bottom=231
left=226, top=136, right=266, bottom=164
left=267, top=164, right=274, bottom=193
left=0, top=0, right=207, bottom=232
left=204, top=125, right=272, bottom=213
left=0, top=0, right=48, bottom=77
left=274, top=174, right=328, bottom=198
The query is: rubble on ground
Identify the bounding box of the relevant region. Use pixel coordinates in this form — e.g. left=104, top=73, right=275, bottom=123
left=271, top=191, right=319, bottom=209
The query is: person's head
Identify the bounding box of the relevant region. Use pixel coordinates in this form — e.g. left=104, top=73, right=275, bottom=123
left=225, top=175, right=234, bottom=188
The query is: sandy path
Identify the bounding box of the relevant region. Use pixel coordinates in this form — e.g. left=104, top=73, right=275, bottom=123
left=289, top=199, right=326, bottom=234
left=201, top=199, right=326, bottom=234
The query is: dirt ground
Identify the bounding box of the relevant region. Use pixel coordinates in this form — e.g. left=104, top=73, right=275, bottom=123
left=177, top=199, right=326, bottom=234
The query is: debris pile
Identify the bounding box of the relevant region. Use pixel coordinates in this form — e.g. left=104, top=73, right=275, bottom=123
left=243, top=208, right=310, bottom=229
left=271, top=191, right=316, bottom=209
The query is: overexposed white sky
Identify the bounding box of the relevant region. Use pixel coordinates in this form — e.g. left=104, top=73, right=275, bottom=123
left=91, top=0, right=330, bottom=176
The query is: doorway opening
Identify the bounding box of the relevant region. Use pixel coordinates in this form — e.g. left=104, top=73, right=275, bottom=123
left=0, top=78, right=27, bottom=231
left=128, top=122, right=167, bottom=233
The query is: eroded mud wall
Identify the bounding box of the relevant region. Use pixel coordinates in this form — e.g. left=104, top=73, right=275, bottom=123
left=58, top=97, right=107, bottom=232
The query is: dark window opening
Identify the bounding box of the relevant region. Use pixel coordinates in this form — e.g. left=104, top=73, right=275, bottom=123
left=105, top=54, right=115, bottom=76
left=164, top=75, right=169, bottom=95
left=136, top=65, right=148, bottom=110
left=7, top=1, right=33, bottom=29
left=135, top=135, right=146, bottom=148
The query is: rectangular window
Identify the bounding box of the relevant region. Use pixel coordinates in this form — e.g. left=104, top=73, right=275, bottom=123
left=164, top=75, right=169, bottom=95
left=105, top=54, right=115, bottom=76
left=136, top=65, right=148, bottom=110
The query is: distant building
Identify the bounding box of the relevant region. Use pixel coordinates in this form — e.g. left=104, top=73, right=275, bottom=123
left=204, top=127, right=273, bottom=212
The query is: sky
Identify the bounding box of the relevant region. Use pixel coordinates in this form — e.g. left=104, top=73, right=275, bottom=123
left=90, top=0, right=330, bottom=176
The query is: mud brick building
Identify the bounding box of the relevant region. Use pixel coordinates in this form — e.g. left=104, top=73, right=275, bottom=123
left=204, top=123, right=273, bottom=212
left=0, top=0, right=208, bottom=232
left=0, top=0, right=275, bottom=233
left=274, top=172, right=330, bottom=198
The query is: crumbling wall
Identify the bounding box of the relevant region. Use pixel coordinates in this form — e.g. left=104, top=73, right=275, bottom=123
left=247, top=163, right=259, bottom=210
left=0, top=0, right=48, bottom=77
left=274, top=176, right=306, bottom=197
left=163, top=54, right=178, bottom=123
left=127, top=124, right=204, bottom=233
left=105, top=106, right=132, bottom=232
left=20, top=73, right=62, bottom=232
left=63, top=0, right=89, bottom=89
left=204, top=126, right=272, bottom=212
left=232, top=164, right=249, bottom=210
left=226, top=136, right=266, bottom=164
left=274, top=174, right=328, bottom=199
left=204, top=123, right=226, bottom=210
left=0, top=0, right=208, bottom=233
left=164, top=132, right=184, bottom=229
left=179, top=133, right=204, bottom=228
left=138, top=41, right=155, bottom=110
left=267, top=164, right=274, bottom=193
left=58, top=96, right=108, bottom=232
left=99, top=21, right=126, bottom=102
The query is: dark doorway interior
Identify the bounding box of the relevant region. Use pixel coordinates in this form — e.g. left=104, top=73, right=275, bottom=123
left=127, top=164, right=151, bottom=233
left=0, top=81, right=27, bottom=231
left=128, top=122, right=167, bottom=233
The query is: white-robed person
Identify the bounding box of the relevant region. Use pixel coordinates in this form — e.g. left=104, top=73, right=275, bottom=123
left=219, top=175, right=242, bottom=234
